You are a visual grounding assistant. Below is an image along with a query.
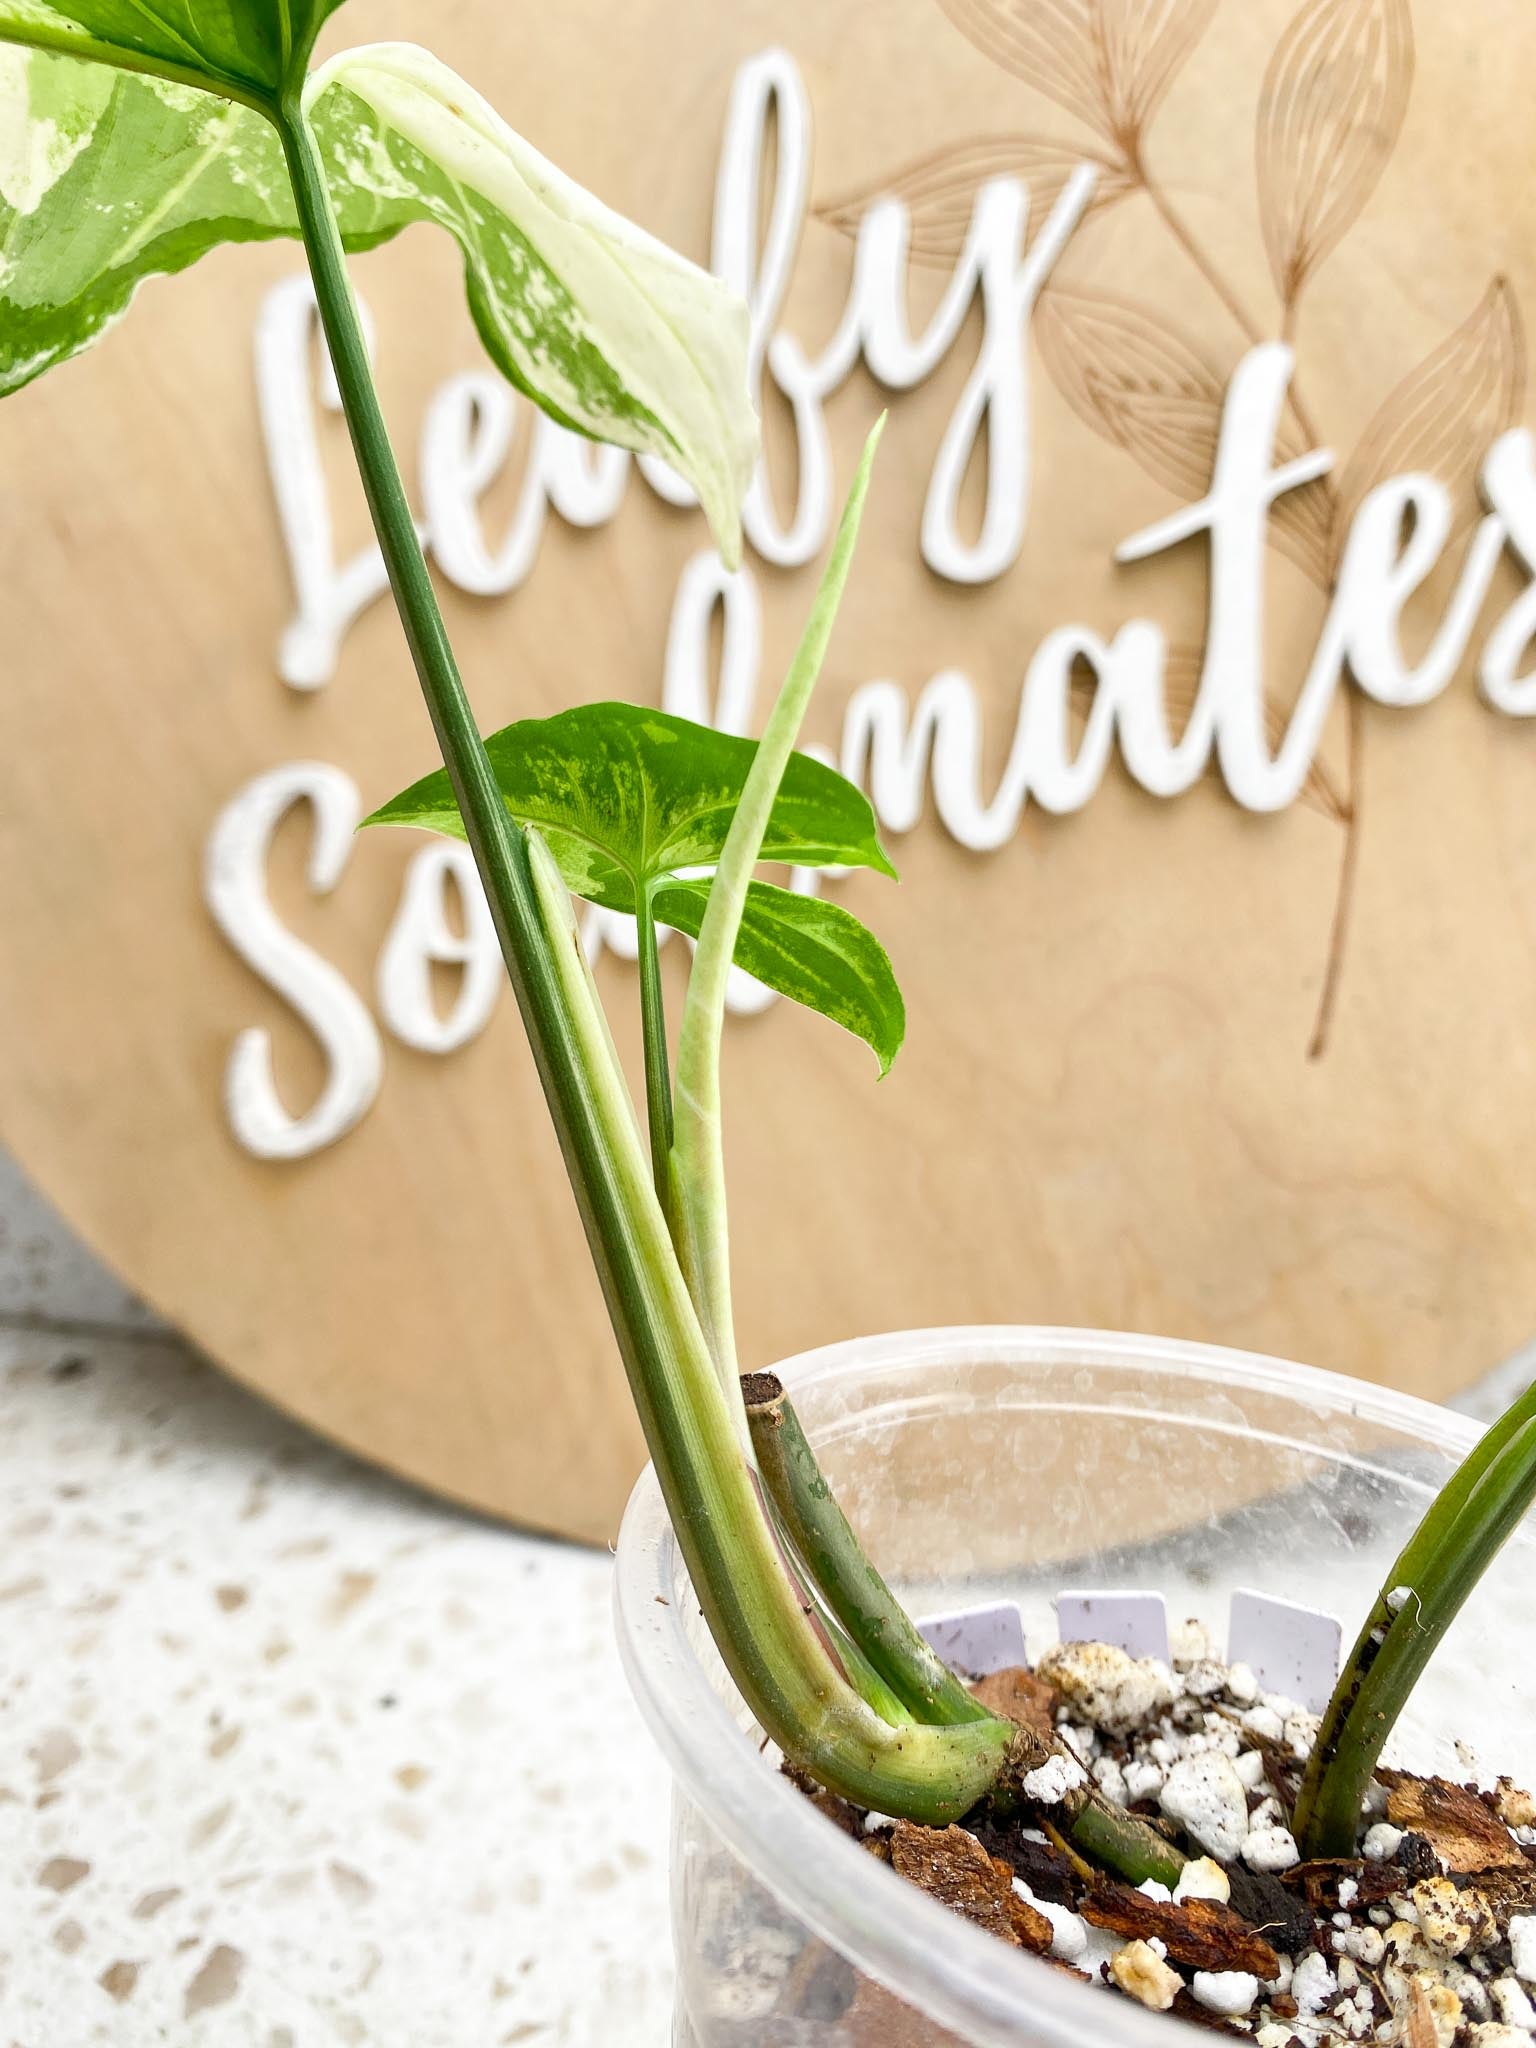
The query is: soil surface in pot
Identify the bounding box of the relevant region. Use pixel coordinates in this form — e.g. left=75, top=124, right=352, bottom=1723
left=786, top=1625, right=1536, bottom=2047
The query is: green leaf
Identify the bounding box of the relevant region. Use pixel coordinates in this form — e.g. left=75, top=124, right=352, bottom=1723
left=0, top=0, right=343, bottom=102
left=655, top=878, right=904, bottom=1076
left=365, top=701, right=896, bottom=913
left=0, top=43, right=757, bottom=566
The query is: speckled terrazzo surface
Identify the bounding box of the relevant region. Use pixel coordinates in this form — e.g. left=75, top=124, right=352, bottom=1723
left=0, top=1313, right=673, bottom=2045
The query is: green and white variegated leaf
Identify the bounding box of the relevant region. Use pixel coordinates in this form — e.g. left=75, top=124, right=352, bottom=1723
left=0, top=47, right=423, bottom=400
left=0, top=41, right=758, bottom=565
left=308, top=43, right=756, bottom=565
left=654, top=878, right=904, bottom=1075
left=0, top=0, right=344, bottom=102
left=366, top=700, right=903, bottom=1068
left=366, top=701, right=896, bottom=914
left=1, top=51, right=286, bottom=389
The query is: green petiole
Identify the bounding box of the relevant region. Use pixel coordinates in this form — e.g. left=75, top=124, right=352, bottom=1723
left=1294, top=1374, right=1536, bottom=1857
left=743, top=1372, right=994, bottom=1728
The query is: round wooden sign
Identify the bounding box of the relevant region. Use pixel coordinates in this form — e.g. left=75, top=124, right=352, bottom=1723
left=3, top=0, right=1535, bottom=1541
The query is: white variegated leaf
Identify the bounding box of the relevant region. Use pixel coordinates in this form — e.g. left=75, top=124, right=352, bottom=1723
left=0, top=48, right=299, bottom=389
left=0, top=41, right=757, bottom=565
left=309, top=44, right=756, bottom=566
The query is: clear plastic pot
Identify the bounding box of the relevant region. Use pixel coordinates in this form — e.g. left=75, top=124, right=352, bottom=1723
left=614, top=1328, right=1536, bottom=2048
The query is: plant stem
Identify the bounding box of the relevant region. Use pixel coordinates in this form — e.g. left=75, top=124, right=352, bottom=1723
left=1294, top=1376, right=1536, bottom=1856
left=740, top=1378, right=1194, bottom=1882
left=744, top=1374, right=992, bottom=1727
left=278, top=108, right=1011, bottom=1824
left=634, top=886, right=675, bottom=1206
left=279, top=103, right=658, bottom=1350
left=523, top=833, right=1013, bottom=1822
left=672, top=419, right=885, bottom=1390
left=1070, top=1799, right=1186, bottom=1890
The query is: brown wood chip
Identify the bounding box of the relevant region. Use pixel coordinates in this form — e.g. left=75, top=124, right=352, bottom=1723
left=968, top=1666, right=1062, bottom=1738
left=1082, top=1881, right=1281, bottom=1978
left=1404, top=1977, right=1438, bottom=2048
left=887, top=1822, right=1054, bottom=1955
left=1386, top=1774, right=1526, bottom=1872
left=1470, top=1861, right=1536, bottom=1921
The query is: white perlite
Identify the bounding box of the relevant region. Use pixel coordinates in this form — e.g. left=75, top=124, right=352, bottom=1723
left=1511, top=1917, right=1536, bottom=1986
left=1173, top=1857, right=1231, bottom=1906
left=1292, top=1952, right=1339, bottom=2018
left=1036, top=1641, right=1177, bottom=1737
left=902, top=1616, right=1536, bottom=2048
left=1192, top=1970, right=1259, bottom=2017
left=1012, top=1879, right=1088, bottom=1964
left=1243, top=1823, right=1301, bottom=1873
left=1021, top=1753, right=1087, bottom=1806
left=1158, top=1753, right=1250, bottom=1861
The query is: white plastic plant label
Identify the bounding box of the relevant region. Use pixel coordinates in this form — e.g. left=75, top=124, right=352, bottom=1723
left=917, top=1602, right=1027, bottom=1677
left=1054, top=1590, right=1172, bottom=1663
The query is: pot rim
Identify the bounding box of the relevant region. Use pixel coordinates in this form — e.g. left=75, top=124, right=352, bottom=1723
left=613, top=1324, right=1517, bottom=2048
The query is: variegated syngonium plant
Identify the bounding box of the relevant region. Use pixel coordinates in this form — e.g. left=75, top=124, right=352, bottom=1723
left=11, top=0, right=1510, bottom=1887
left=0, top=0, right=1037, bottom=1830
left=0, top=0, right=1205, bottom=1870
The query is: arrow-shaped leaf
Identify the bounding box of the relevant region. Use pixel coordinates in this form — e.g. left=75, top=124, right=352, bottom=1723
left=369, top=700, right=901, bottom=1066
left=365, top=701, right=897, bottom=916
left=655, top=879, right=905, bottom=1075
left=0, top=40, right=757, bottom=565
left=0, top=51, right=295, bottom=384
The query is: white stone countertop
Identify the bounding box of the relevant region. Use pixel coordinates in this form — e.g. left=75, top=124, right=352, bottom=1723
left=0, top=1157, right=674, bottom=2046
